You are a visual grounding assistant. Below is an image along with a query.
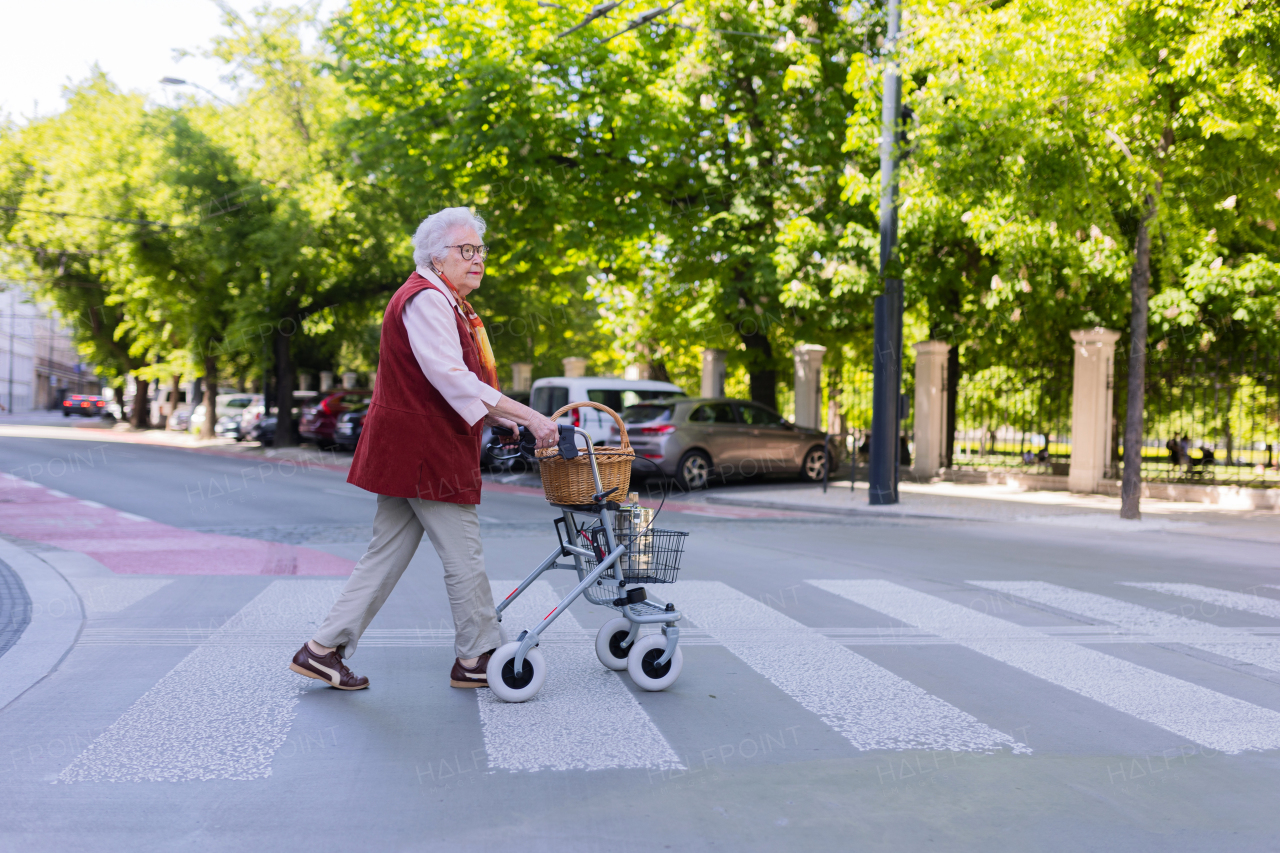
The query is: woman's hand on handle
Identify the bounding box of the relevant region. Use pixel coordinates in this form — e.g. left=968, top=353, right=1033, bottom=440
left=484, top=395, right=559, bottom=450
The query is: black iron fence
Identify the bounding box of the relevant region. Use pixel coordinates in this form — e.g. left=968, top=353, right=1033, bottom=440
left=1114, top=353, right=1280, bottom=487
left=831, top=347, right=1280, bottom=489
left=950, top=364, right=1073, bottom=475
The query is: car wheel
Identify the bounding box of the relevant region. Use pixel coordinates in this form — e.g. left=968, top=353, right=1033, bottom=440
left=676, top=450, right=712, bottom=491
left=800, top=446, right=828, bottom=482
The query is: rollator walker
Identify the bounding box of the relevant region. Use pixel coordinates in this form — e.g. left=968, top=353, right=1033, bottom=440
left=485, top=402, right=687, bottom=702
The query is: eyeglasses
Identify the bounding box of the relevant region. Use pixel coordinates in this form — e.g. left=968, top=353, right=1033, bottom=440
left=447, top=243, right=489, bottom=261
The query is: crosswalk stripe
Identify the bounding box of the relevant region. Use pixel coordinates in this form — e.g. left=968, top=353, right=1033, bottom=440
left=1121, top=583, right=1280, bottom=621
left=971, top=581, right=1280, bottom=674
left=57, top=580, right=343, bottom=782
left=972, top=581, right=1280, bottom=674
left=672, top=580, right=1027, bottom=753
left=481, top=580, right=682, bottom=772
left=810, top=580, right=1280, bottom=754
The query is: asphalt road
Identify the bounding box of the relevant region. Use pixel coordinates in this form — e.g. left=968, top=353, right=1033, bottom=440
left=2, top=434, right=1280, bottom=851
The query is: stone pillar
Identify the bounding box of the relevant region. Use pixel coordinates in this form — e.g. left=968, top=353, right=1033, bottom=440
left=341, top=371, right=359, bottom=390
left=792, top=344, right=827, bottom=428
left=623, top=363, right=651, bottom=381
left=511, top=362, right=532, bottom=392
left=1068, top=328, right=1121, bottom=493
left=700, top=348, right=726, bottom=398
left=298, top=373, right=314, bottom=392
left=561, top=356, right=588, bottom=378
left=911, top=341, right=950, bottom=480
left=319, top=371, right=334, bottom=392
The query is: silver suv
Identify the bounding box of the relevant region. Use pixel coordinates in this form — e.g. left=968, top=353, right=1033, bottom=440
left=608, top=397, right=835, bottom=491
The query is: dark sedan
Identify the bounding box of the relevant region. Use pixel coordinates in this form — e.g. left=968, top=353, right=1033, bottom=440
left=62, top=394, right=107, bottom=417
left=608, top=397, right=837, bottom=491
left=299, top=391, right=372, bottom=449
left=333, top=401, right=370, bottom=452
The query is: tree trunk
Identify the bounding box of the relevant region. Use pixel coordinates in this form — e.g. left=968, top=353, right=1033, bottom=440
left=129, top=375, right=150, bottom=429
left=167, top=373, right=181, bottom=429
left=1120, top=193, right=1157, bottom=520
left=200, top=355, right=218, bottom=440
left=274, top=329, right=296, bottom=448
left=741, top=327, right=777, bottom=411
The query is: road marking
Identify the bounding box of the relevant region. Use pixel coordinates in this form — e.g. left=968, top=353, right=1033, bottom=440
left=810, top=580, right=1280, bottom=754
left=1121, top=583, right=1280, bottom=621
left=673, top=580, right=1026, bottom=753
left=57, top=580, right=343, bottom=782
left=971, top=581, right=1280, bottom=674
left=482, top=579, right=682, bottom=772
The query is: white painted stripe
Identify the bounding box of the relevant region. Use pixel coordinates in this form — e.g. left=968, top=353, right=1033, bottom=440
left=673, top=580, right=1025, bottom=753
left=480, top=580, right=682, bottom=772
left=1122, top=583, right=1280, bottom=621
left=57, top=580, right=343, bottom=782
left=971, top=581, right=1280, bottom=674
left=810, top=580, right=1280, bottom=754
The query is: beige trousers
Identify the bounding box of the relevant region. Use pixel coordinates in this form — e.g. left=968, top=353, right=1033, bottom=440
left=313, top=495, right=502, bottom=660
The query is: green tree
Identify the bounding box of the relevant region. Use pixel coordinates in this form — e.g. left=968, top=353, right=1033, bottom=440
left=903, top=0, right=1280, bottom=515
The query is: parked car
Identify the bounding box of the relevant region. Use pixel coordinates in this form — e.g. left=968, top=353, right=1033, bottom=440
left=479, top=390, right=530, bottom=469
left=167, top=404, right=193, bottom=431
left=247, top=412, right=303, bottom=446
left=529, top=377, right=686, bottom=444
left=300, top=390, right=373, bottom=448
left=607, top=397, right=836, bottom=490
left=189, top=394, right=257, bottom=438
left=62, top=394, right=107, bottom=417
left=333, top=400, right=372, bottom=452
left=241, top=391, right=316, bottom=445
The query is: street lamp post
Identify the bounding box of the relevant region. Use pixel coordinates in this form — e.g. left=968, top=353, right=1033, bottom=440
left=159, top=77, right=231, bottom=106
left=869, top=0, right=904, bottom=505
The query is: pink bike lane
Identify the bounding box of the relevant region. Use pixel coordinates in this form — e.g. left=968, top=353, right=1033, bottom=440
left=0, top=474, right=353, bottom=576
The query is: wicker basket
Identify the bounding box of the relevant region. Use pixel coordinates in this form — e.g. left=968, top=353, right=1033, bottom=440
left=536, top=401, right=634, bottom=504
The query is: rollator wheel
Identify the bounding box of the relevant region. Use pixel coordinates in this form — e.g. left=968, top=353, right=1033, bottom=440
left=486, top=642, right=547, bottom=703
left=595, top=617, right=634, bottom=671
left=626, top=634, right=683, bottom=691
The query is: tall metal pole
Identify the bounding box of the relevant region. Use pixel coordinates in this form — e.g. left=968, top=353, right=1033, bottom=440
left=869, top=0, right=903, bottom=505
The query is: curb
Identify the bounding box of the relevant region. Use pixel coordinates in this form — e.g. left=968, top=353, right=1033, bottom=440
left=0, top=540, right=84, bottom=713
left=701, top=495, right=979, bottom=522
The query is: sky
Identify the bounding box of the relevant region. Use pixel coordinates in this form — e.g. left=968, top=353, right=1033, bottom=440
left=0, top=0, right=343, bottom=122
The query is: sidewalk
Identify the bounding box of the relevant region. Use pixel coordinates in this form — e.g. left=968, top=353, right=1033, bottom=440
left=693, top=477, right=1280, bottom=543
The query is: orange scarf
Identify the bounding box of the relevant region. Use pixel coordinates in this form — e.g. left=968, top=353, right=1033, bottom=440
left=436, top=271, right=500, bottom=391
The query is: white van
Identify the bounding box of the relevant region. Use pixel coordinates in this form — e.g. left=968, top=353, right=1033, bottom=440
left=529, top=376, right=687, bottom=444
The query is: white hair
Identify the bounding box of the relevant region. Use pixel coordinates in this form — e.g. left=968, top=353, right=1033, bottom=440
left=412, top=207, right=487, bottom=270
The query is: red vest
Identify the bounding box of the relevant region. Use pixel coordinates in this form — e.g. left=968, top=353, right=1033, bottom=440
left=347, top=272, right=485, bottom=504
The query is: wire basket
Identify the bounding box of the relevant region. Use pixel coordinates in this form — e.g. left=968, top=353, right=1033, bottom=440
left=584, top=525, right=687, bottom=585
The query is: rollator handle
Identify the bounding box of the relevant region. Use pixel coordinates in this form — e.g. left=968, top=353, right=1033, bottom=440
left=489, top=424, right=580, bottom=461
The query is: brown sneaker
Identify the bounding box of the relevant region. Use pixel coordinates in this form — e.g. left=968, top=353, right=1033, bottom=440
left=290, top=643, right=369, bottom=690
left=450, top=651, right=494, bottom=688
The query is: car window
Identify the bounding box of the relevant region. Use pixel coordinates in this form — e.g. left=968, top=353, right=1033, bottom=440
left=587, top=389, right=623, bottom=411
left=621, top=405, right=673, bottom=424
left=738, top=403, right=786, bottom=427
left=341, top=394, right=368, bottom=407
left=531, top=385, right=569, bottom=416
left=688, top=403, right=736, bottom=424
left=223, top=397, right=253, bottom=409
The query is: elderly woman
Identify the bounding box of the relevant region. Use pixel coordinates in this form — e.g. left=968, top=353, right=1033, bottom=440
left=290, top=207, right=557, bottom=690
